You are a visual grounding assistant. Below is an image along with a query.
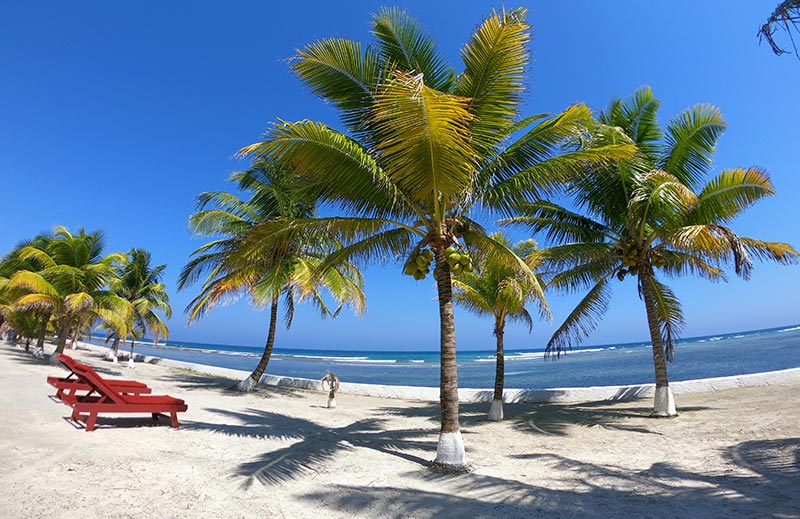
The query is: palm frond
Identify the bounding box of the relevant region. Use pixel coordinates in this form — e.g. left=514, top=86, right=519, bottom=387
left=688, top=167, right=776, bottom=224
left=454, top=7, right=529, bottom=154
left=239, top=121, right=411, bottom=220
left=646, top=276, right=685, bottom=362
left=290, top=38, right=382, bottom=136
left=546, top=279, right=612, bottom=358
left=371, top=7, right=455, bottom=91
left=660, top=103, right=726, bottom=189
left=372, top=71, right=476, bottom=215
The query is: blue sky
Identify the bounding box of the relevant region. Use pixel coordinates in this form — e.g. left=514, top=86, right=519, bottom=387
left=1, top=1, right=798, bottom=352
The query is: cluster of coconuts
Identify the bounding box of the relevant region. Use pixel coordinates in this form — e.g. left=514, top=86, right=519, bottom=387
left=404, top=249, right=435, bottom=280
left=445, top=246, right=474, bottom=276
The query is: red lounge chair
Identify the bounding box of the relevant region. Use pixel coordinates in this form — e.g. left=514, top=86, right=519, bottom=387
left=58, top=359, right=187, bottom=432
left=48, top=354, right=151, bottom=400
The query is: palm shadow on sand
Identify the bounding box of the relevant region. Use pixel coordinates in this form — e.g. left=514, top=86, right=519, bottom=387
left=296, top=437, right=799, bottom=519
left=183, top=407, right=433, bottom=488
left=375, top=399, right=713, bottom=437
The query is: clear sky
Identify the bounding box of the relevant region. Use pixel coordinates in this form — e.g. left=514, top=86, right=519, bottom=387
left=1, top=1, right=798, bottom=352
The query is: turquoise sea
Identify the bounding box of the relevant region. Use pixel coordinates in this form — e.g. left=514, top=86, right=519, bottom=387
left=89, top=324, right=800, bottom=389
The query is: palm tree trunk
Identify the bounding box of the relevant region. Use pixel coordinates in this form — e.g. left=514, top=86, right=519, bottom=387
left=49, top=322, right=72, bottom=364
left=69, top=327, right=79, bottom=350
left=639, top=268, right=677, bottom=416
left=488, top=317, right=505, bottom=421
left=431, top=244, right=468, bottom=472
left=237, top=295, right=280, bottom=392
left=128, top=337, right=136, bottom=367
left=35, top=312, right=50, bottom=353
left=107, top=335, right=121, bottom=363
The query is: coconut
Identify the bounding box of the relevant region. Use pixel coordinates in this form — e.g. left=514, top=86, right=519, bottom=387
left=464, top=263, right=474, bottom=273
left=404, top=263, right=417, bottom=275
left=415, top=255, right=428, bottom=267
left=459, top=255, right=470, bottom=266
left=422, top=249, right=434, bottom=261
left=413, top=271, right=426, bottom=280
left=451, top=263, right=463, bottom=275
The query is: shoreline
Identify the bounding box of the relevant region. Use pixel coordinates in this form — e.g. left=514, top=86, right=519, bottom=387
left=77, top=341, right=800, bottom=404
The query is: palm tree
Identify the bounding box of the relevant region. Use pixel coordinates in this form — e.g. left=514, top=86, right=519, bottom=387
left=452, top=233, right=546, bottom=421
left=0, top=234, right=55, bottom=352
left=237, top=7, right=633, bottom=471
left=504, top=87, right=798, bottom=416
left=6, top=226, right=130, bottom=364
left=112, top=248, right=171, bottom=367
left=759, top=1, right=800, bottom=57
left=180, top=161, right=366, bottom=392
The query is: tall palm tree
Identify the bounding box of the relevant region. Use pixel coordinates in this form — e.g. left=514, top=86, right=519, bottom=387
left=112, top=248, right=171, bottom=367
left=180, top=161, right=366, bottom=392
left=6, top=226, right=130, bottom=364
left=504, top=87, right=798, bottom=416
left=237, top=7, right=633, bottom=471
left=452, top=233, right=546, bottom=421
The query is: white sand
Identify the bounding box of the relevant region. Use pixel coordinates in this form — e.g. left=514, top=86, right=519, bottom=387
left=1, top=343, right=798, bottom=519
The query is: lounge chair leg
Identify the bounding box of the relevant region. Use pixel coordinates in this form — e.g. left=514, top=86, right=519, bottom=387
left=170, top=412, right=180, bottom=429
left=85, top=413, right=97, bottom=432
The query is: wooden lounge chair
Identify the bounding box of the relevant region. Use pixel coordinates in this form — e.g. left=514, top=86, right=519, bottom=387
left=47, top=354, right=151, bottom=400
left=58, top=359, right=187, bottom=432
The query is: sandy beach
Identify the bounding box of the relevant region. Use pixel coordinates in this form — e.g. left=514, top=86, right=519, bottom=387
left=1, top=343, right=798, bottom=519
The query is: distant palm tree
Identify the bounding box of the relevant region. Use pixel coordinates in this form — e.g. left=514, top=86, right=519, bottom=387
left=6, top=226, right=130, bottom=364
left=237, top=7, right=632, bottom=471
left=112, top=248, right=171, bottom=366
left=759, top=1, right=800, bottom=57
left=0, top=234, right=55, bottom=352
left=181, top=161, right=365, bottom=392
left=452, top=233, right=546, bottom=421
left=504, top=87, right=798, bottom=416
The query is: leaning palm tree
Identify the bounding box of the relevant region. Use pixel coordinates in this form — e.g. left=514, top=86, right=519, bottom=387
left=237, top=7, right=633, bottom=471
left=452, top=233, right=546, bottom=421
left=7, top=226, right=130, bottom=364
left=504, top=87, right=798, bottom=416
left=180, top=160, right=366, bottom=392
left=112, top=248, right=171, bottom=367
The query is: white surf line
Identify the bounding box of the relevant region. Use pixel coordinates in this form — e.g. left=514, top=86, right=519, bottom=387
left=77, top=341, right=800, bottom=404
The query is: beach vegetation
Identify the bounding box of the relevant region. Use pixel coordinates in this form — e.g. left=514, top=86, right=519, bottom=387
left=504, top=87, right=799, bottom=416
left=110, top=248, right=172, bottom=366
left=180, top=160, right=366, bottom=392
left=452, top=232, right=546, bottom=421
left=3, top=226, right=132, bottom=365
left=237, top=6, right=633, bottom=471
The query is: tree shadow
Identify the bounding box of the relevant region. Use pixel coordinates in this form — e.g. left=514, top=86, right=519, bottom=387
left=376, top=399, right=713, bottom=437
left=183, top=407, right=433, bottom=488
left=296, top=438, right=800, bottom=518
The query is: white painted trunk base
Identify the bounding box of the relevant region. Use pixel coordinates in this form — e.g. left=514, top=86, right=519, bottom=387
left=433, top=431, right=467, bottom=467
left=653, top=386, right=677, bottom=416
left=488, top=399, right=504, bottom=421
left=237, top=377, right=256, bottom=392
left=127, top=357, right=135, bottom=369
left=327, top=398, right=336, bottom=409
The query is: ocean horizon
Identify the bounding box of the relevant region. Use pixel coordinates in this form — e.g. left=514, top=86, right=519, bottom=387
left=88, top=324, right=800, bottom=390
